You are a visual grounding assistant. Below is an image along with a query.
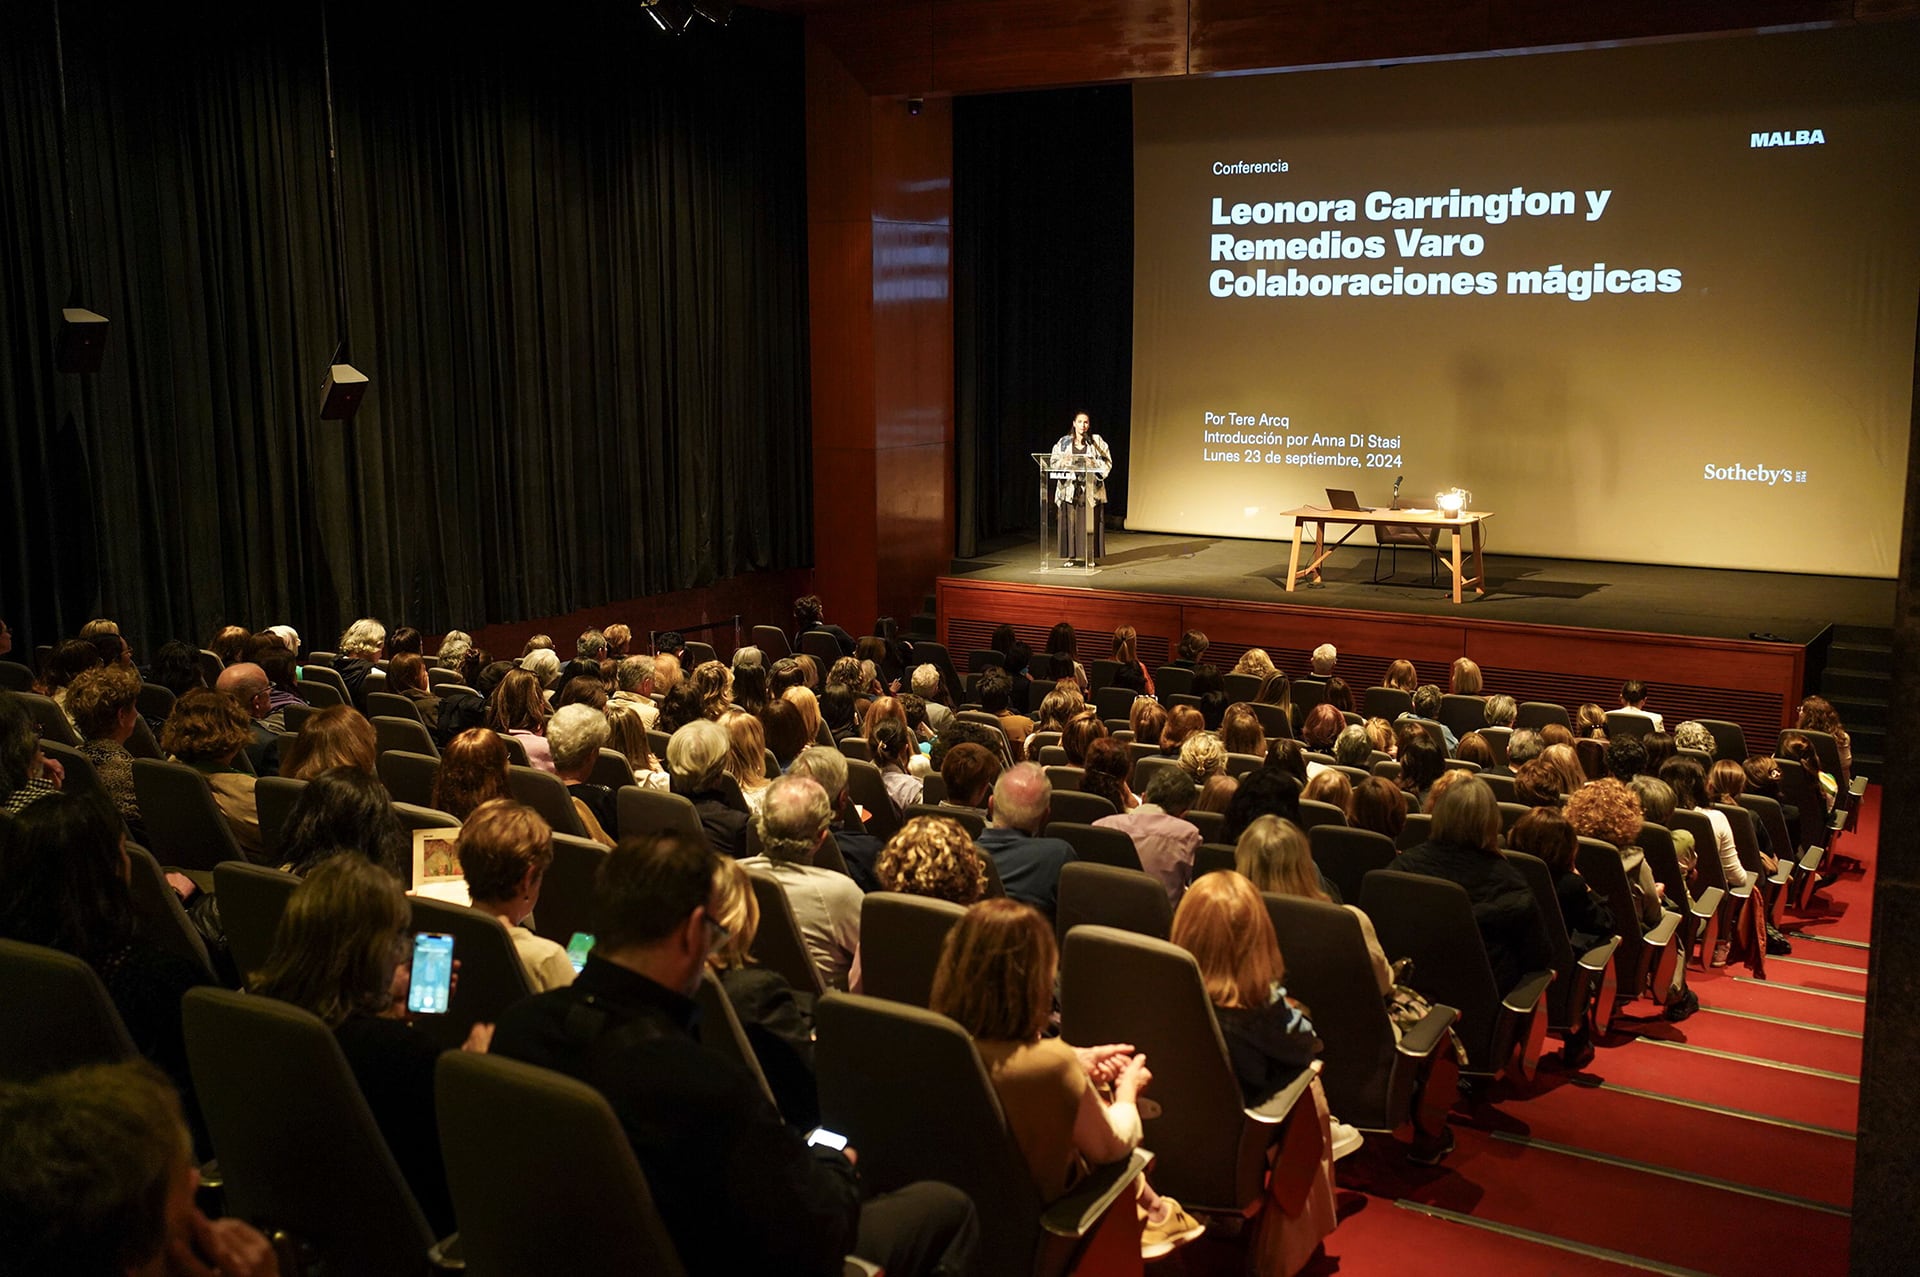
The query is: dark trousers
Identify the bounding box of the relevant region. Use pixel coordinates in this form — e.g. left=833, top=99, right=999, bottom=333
left=1055, top=496, right=1106, bottom=562
left=856, top=1181, right=980, bottom=1277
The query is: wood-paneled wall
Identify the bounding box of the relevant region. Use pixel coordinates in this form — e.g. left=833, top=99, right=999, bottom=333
left=796, top=0, right=1912, bottom=97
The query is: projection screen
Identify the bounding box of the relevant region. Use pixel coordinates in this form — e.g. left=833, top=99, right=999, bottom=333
left=1128, top=26, right=1919, bottom=577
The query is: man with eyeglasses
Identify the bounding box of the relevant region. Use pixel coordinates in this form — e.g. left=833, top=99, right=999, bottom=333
left=214, top=662, right=279, bottom=777
left=492, top=832, right=978, bottom=1277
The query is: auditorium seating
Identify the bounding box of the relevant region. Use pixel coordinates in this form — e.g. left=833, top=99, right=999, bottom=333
left=745, top=871, right=826, bottom=997
left=859, top=893, right=966, bottom=1008
left=1505, top=849, right=1621, bottom=1040
left=0, top=939, right=135, bottom=1081
left=1055, top=862, right=1172, bottom=941
left=131, top=758, right=247, bottom=871
left=1575, top=838, right=1681, bottom=1011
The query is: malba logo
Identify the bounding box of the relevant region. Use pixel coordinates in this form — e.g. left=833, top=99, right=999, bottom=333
left=1750, top=128, right=1825, bottom=148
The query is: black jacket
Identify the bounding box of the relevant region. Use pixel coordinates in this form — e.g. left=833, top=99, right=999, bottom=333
left=492, top=958, right=859, bottom=1276
left=1396, top=838, right=1550, bottom=993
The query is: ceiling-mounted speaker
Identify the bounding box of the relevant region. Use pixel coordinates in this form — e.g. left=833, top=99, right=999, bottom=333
left=319, top=363, right=370, bottom=420
left=56, top=307, right=109, bottom=374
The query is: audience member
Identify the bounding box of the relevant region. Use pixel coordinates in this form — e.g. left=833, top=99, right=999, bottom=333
left=548, top=704, right=617, bottom=844
left=213, top=660, right=280, bottom=776
left=785, top=747, right=885, bottom=890
left=432, top=727, right=512, bottom=822
left=977, top=668, right=1033, bottom=757
left=279, top=767, right=410, bottom=880
left=1221, top=765, right=1303, bottom=843
left=1219, top=703, right=1267, bottom=759
left=976, top=763, right=1077, bottom=919
left=870, top=718, right=923, bottom=816
left=1454, top=731, right=1495, bottom=770
left=493, top=832, right=976, bottom=1275
left=66, top=663, right=144, bottom=835
left=1096, top=766, right=1201, bottom=903
left=1111, top=625, right=1154, bottom=695
left=1174, top=629, right=1210, bottom=669
left=459, top=798, right=575, bottom=990
left=1349, top=776, right=1406, bottom=839
left=1563, top=779, right=1663, bottom=928
left=1178, top=731, right=1227, bottom=783
left=936, top=740, right=1001, bottom=810
left=875, top=815, right=989, bottom=905
left=1331, top=725, right=1371, bottom=768
left=1617, top=680, right=1664, bottom=732
left=150, top=640, right=207, bottom=698
left=0, top=1060, right=279, bottom=1277
left=1302, top=768, right=1352, bottom=817
left=1080, top=737, right=1135, bottom=813
left=251, top=855, right=490, bottom=1236
left=163, top=688, right=264, bottom=858
left=1234, top=814, right=1390, bottom=993
left=279, top=704, right=378, bottom=783
left=740, top=777, right=862, bottom=990
left=1605, top=735, right=1648, bottom=783
left=1396, top=778, right=1548, bottom=993
left=1193, top=773, right=1238, bottom=814
left=603, top=699, right=670, bottom=791
left=1574, top=703, right=1609, bottom=739
left=793, top=594, right=857, bottom=656
left=334, top=618, right=386, bottom=709
left=1506, top=806, right=1611, bottom=1065
left=1322, top=676, right=1353, bottom=715
left=1395, top=734, right=1445, bottom=810
left=1160, top=704, right=1206, bottom=757
left=666, top=719, right=751, bottom=856
left=1795, top=695, right=1852, bottom=783
left=1484, top=694, right=1518, bottom=728
left=930, top=898, right=1201, bottom=1260
left=1309, top=643, right=1337, bottom=678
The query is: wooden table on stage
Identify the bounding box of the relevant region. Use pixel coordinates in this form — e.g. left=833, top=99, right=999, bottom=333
left=1281, top=506, right=1493, bottom=604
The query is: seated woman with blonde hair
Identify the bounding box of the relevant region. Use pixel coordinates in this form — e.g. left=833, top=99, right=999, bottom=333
left=603, top=699, right=671, bottom=791
left=1178, top=731, right=1227, bottom=784
left=1235, top=815, right=1390, bottom=994
left=1170, top=871, right=1342, bottom=1271
left=875, top=814, right=990, bottom=904
left=1302, top=769, right=1352, bottom=818
left=708, top=855, right=820, bottom=1129
left=1231, top=648, right=1278, bottom=682
left=931, top=899, right=1206, bottom=1260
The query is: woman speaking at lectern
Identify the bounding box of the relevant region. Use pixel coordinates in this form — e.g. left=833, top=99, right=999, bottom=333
left=1050, top=411, right=1112, bottom=563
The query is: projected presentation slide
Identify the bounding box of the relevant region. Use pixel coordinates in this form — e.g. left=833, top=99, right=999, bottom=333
left=1128, top=27, right=1919, bottom=577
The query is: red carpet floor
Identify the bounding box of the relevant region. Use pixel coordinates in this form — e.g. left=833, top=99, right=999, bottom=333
left=1162, top=788, right=1876, bottom=1275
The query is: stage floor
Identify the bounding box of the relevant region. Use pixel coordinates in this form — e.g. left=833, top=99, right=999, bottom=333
left=951, top=531, right=1895, bottom=645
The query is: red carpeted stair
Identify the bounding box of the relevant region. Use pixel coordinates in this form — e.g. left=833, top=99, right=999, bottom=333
left=1167, top=788, right=1876, bottom=1275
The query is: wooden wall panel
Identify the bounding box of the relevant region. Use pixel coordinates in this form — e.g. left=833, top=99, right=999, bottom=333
left=870, top=95, right=954, bottom=227
left=931, top=0, right=1189, bottom=92
left=1190, top=0, right=1490, bottom=74
left=1487, top=0, right=1852, bottom=48
left=813, top=447, right=880, bottom=628
left=809, top=1, right=936, bottom=96
left=936, top=576, right=1806, bottom=752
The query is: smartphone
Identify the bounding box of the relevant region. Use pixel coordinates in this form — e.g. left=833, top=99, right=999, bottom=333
left=406, top=933, right=455, bottom=1016
left=566, top=931, right=596, bottom=974
left=805, top=1126, right=850, bottom=1152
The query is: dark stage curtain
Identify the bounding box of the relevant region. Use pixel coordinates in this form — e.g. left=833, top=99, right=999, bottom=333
left=0, top=0, right=810, bottom=655
left=954, top=86, right=1133, bottom=558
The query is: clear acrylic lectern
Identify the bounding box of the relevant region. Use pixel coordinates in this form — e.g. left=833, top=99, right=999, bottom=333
left=1032, top=451, right=1102, bottom=575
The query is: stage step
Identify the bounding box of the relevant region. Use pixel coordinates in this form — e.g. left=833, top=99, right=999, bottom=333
left=1821, top=667, right=1889, bottom=700
left=1816, top=625, right=1889, bottom=775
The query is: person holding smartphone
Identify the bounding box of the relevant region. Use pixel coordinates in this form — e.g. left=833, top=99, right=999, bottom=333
left=250, top=856, right=492, bottom=1236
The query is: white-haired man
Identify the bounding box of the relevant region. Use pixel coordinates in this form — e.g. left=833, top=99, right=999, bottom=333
left=612, top=654, right=661, bottom=728
left=909, top=664, right=954, bottom=733
left=976, top=763, right=1077, bottom=919
left=740, top=775, right=864, bottom=990
left=335, top=617, right=386, bottom=709
left=548, top=703, right=617, bottom=845
left=1311, top=643, right=1338, bottom=678
left=785, top=746, right=885, bottom=890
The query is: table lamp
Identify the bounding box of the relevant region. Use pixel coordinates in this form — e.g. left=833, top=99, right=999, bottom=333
left=1436, top=488, right=1471, bottom=519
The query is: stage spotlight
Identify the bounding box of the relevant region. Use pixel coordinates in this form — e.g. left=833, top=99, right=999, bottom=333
left=56, top=307, right=109, bottom=374
left=319, top=362, right=370, bottom=421
left=643, top=0, right=697, bottom=33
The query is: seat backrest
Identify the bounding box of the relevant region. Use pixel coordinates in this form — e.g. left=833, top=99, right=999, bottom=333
left=1635, top=823, right=1691, bottom=909
left=911, top=640, right=962, bottom=700
left=1297, top=798, right=1348, bottom=831
left=1479, top=726, right=1512, bottom=766
left=616, top=786, right=708, bottom=846
left=530, top=834, right=607, bottom=945
left=1573, top=837, right=1643, bottom=942
left=843, top=757, right=902, bottom=840
left=1698, top=720, right=1750, bottom=764
left=1604, top=710, right=1652, bottom=741
left=426, top=667, right=463, bottom=689
left=1396, top=811, right=1433, bottom=851
left=130, top=758, right=245, bottom=871
left=751, top=624, right=793, bottom=659
left=1045, top=820, right=1142, bottom=871
left=1574, top=737, right=1608, bottom=780
left=0, top=939, right=135, bottom=1080
left=436, top=1052, right=686, bottom=1277
left=497, top=732, right=531, bottom=767
left=1042, top=763, right=1081, bottom=791
left=406, top=897, right=534, bottom=1048
left=1056, top=861, right=1173, bottom=940
left=1482, top=772, right=1518, bottom=802
left=366, top=691, right=424, bottom=724
left=215, top=862, right=303, bottom=981
left=1154, top=665, right=1195, bottom=697
left=904, top=802, right=985, bottom=838
left=1307, top=825, right=1396, bottom=907
left=393, top=802, right=462, bottom=836
left=836, top=735, right=872, bottom=762
left=681, top=641, right=719, bottom=669
left=1026, top=730, right=1063, bottom=758
left=1222, top=673, right=1262, bottom=703
left=183, top=988, right=433, bottom=1276
left=0, top=660, right=35, bottom=692
left=1184, top=808, right=1226, bottom=843
left=123, top=844, right=215, bottom=977
left=374, top=715, right=439, bottom=759
left=377, top=750, right=442, bottom=807
left=1088, top=658, right=1122, bottom=692
left=967, top=647, right=1005, bottom=674
left=1261, top=894, right=1401, bottom=1125
left=9, top=690, right=81, bottom=746
left=1502, top=850, right=1576, bottom=979
left=1047, top=789, right=1118, bottom=824
left=1061, top=926, right=1266, bottom=1210
left=1498, top=801, right=1530, bottom=834
left=744, top=872, right=826, bottom=996
left=589, top=748, right=634, bottom=792
left=254, top=775, right=309, bottom=862
left=1515, top=701, right=1571, bottom=731
left=817, top=994, right=1045, bottom=1273
left=1771, top=764, right=1829, bottom=848
left=1715, top=803, right=1765, bottom=876
left=693, top=968, right=778, bottom=1112
left=1248, top=701, right=1291, bottom=739
left=799, top=631, right=843, bottom=667
left=1737, top=794, right=1794, bottom=863
left=38, top=740, right=101, bottom=801
left=1669, top=809, right=1731, bottom=890
left=507, top=764, right=589, bottom=837
left=297, top=665, right=350, bottom=702
left=1360, top=869, right=1502, bottom=1060
left=1362, top=686, right=1413, bottom=721
left=1438, top=694, right=1488, bottom=739
left=1131, top=754, right=1179, bottom=793
left=859, top=892, right=967, bottom=1008
left=1193, top=843, right=1237, bottom=879
left=1094, top=684, right=1139, bottom=721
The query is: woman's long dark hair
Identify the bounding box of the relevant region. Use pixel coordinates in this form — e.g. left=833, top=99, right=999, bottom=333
left=0, top=789, right=136, bottom=962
